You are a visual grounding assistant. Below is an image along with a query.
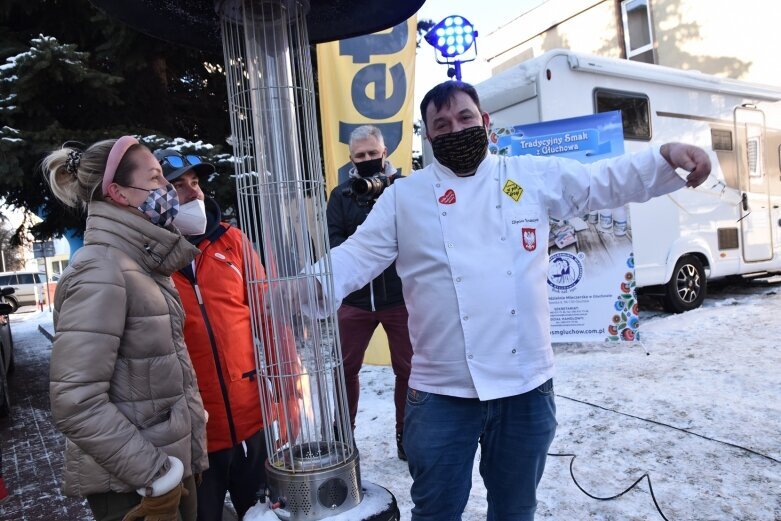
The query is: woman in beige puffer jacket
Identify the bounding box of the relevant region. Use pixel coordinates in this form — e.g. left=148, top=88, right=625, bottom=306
left=43, top=137, right=208, bottom=521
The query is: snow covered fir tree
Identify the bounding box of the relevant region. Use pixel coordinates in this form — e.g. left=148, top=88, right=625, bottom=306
left=0, top=0, right=235, bottom=241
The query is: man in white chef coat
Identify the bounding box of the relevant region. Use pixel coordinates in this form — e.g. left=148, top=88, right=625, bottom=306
left=315, top=80, right=710, bottom=521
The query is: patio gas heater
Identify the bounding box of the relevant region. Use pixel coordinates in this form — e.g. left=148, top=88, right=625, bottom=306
left=219, top=1, right=363, bottom=517
left=88, top=0, right=424, bottom=519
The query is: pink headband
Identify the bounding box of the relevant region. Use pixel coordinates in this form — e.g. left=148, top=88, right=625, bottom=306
left=102, top=136, right=139, bottom=197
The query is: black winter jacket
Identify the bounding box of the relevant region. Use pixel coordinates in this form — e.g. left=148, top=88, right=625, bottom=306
left=326, top=170, right=405, bottom=311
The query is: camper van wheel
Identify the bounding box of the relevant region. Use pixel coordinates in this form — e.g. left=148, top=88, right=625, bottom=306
left=663, top=255, right=706, bottom=313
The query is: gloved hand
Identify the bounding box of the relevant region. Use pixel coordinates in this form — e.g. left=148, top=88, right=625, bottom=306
left=122, top=456, right=187, bottom=521
left=122, top=483, right=187, bottom=521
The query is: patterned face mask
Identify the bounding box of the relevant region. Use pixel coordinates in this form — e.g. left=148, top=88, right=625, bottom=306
left=431, top=125, right=489, bottom=176
left=126, top=183, right=180, bottom=227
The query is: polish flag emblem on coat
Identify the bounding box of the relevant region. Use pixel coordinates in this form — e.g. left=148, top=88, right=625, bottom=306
left=522, top=228, right=537, bottom=251
left=438, top=189, right=456, bottom=204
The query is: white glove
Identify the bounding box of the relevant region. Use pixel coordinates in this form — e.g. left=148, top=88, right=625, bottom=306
left=137, top=456, right=184, bottom=497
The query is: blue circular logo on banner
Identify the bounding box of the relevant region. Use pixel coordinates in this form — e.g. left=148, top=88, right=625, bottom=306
left=547, top=252, right=584, bottom=292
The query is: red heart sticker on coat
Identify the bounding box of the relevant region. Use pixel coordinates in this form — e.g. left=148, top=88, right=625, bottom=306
left=438, top=189, right=456, bottom=205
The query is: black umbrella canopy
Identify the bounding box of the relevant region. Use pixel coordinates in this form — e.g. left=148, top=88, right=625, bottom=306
left=89, top=0, right=427, bottom=54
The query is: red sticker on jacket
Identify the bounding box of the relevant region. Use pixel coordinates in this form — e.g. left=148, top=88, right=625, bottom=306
left=438, top=189, right=456, bottom=205
left=522, top=228, right=537, bottom=251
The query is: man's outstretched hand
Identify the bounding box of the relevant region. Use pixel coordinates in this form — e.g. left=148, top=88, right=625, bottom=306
left=660, top=142, right=712, bottom=188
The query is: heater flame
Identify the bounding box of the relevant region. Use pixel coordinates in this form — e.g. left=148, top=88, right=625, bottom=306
left=298, top=366, right=315, bottom=425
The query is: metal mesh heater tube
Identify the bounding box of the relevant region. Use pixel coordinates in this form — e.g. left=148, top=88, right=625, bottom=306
left=219, top=0, right=360, bottom=518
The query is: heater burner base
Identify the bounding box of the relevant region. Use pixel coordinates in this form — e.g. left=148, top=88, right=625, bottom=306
left=265, top=446, right=362, bottom=520
left=254, top=480, right=399, bottom=521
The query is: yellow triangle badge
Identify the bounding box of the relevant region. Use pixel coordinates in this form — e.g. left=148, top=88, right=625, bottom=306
left=502, top=180, right=524, bottom=202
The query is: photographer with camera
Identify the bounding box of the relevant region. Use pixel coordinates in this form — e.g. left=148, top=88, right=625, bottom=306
left=326, top=125, right=412, bottom=461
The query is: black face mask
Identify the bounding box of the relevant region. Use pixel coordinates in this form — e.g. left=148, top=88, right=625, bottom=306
left=354, top=157, right=385, bottom=177
left=431, top=125, right=488, bottom=176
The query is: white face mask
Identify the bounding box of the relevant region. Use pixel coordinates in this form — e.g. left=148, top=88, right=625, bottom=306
left=174, top=199, right=207, bottom=235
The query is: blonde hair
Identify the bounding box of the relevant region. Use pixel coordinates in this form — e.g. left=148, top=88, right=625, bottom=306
left=42, top=139, right=143, bottom=209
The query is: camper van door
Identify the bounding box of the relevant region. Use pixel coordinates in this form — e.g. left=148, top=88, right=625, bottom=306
left=734, top=106, right=773, bottom=262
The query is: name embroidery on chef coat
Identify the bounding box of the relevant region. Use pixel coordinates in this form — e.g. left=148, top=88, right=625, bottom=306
left=438, top=189, right=456, bottom=204
left=502, top=180, right=524, bottom=201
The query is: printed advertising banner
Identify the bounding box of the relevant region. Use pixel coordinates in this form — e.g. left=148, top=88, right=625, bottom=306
left=316, top=17, right=416, bottom=193
left=490, top=111, right=640, bottom=343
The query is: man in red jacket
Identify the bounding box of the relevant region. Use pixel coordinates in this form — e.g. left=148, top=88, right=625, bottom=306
left=156, top=149, right=299, bottom=520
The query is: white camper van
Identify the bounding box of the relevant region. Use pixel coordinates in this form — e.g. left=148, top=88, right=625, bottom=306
left=471, top=49, right=781, bottom=312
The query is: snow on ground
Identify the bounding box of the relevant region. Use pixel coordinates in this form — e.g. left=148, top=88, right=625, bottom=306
left=339, top=283, right=781, bottom=521
left=6, top=283, right=781, bottom=521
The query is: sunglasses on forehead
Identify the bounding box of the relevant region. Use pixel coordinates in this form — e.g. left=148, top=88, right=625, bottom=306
left=161, top=154, right=203, bottom=169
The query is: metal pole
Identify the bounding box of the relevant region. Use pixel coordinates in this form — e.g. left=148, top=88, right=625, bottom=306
left=43, top=255, right=51, bottom=312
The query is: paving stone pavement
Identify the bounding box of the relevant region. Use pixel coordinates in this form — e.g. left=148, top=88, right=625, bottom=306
left=0, top=311, right=238, bottom=521
left=0, top=311, right=90, bottom=521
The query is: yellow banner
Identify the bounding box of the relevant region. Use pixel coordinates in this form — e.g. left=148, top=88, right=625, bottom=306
left=316, top=16, right=417, bottom=192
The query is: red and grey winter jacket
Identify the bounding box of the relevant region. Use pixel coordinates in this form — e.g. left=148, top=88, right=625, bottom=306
left=172, top=200, right=270, bottom=453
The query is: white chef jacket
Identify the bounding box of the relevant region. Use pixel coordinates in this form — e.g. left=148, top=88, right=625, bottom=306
left=320, top=147, right=683, bottom=401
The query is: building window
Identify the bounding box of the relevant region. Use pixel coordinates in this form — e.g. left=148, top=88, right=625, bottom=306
left=594, top=88, right=651, bottom=141
left=621, top=0, right=656, bottom=64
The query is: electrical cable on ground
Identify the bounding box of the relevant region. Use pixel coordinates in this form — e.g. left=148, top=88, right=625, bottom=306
left=548, top=393, right=781, bottom=520
left=557, top=394, right=780, bottom=465
left=546, top=451, right=670, bottom=521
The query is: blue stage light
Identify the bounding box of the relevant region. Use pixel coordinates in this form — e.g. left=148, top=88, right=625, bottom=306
left=423, top=14, right=477, bottom=58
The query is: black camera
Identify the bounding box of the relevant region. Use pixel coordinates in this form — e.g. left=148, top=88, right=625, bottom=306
left=342, top=175, right=391, bottom=207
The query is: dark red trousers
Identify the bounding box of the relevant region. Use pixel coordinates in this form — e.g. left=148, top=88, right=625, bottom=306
left=338, top=303, right=413, bottom=434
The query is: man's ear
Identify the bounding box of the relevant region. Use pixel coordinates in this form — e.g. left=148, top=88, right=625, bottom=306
left=482, top=112, right=491, bottom=130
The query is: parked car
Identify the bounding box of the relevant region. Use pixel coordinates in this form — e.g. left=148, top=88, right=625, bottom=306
left=0, top=287, right=16, bottom=417
left=0, top=271, right=48, bottom=312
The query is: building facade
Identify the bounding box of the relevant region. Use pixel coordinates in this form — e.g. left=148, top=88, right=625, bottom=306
left=483, top=0, right=781, bottom=86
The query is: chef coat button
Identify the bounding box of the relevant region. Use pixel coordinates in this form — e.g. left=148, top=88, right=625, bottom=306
left=448, top=242, right=454, bottom=248
left=468, top=354, right=473, bottom=360
left=456, top=277, right=462, bottom=282
left=436, top=183, right=441, bottom=188
left=442, top=211, right=447, bottom=216
left=510, top=309, right=516, bottom=315
left=496, top=205, right=501, bottom=209
left=512, top=348, right=517, bottom=354
left=463, top=315, right=469, bottom=321
left=507, top=270, right=512, bottom=276
left=500, top=237, right=506, bottom=241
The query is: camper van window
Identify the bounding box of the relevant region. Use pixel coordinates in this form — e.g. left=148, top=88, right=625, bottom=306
left=594, top=89, right=651, bottom=141
left=711, top=129, right=733, bottom=151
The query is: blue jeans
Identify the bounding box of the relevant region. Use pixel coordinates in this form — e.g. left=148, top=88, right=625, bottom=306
left=403, top=380, right=557, bottom=521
